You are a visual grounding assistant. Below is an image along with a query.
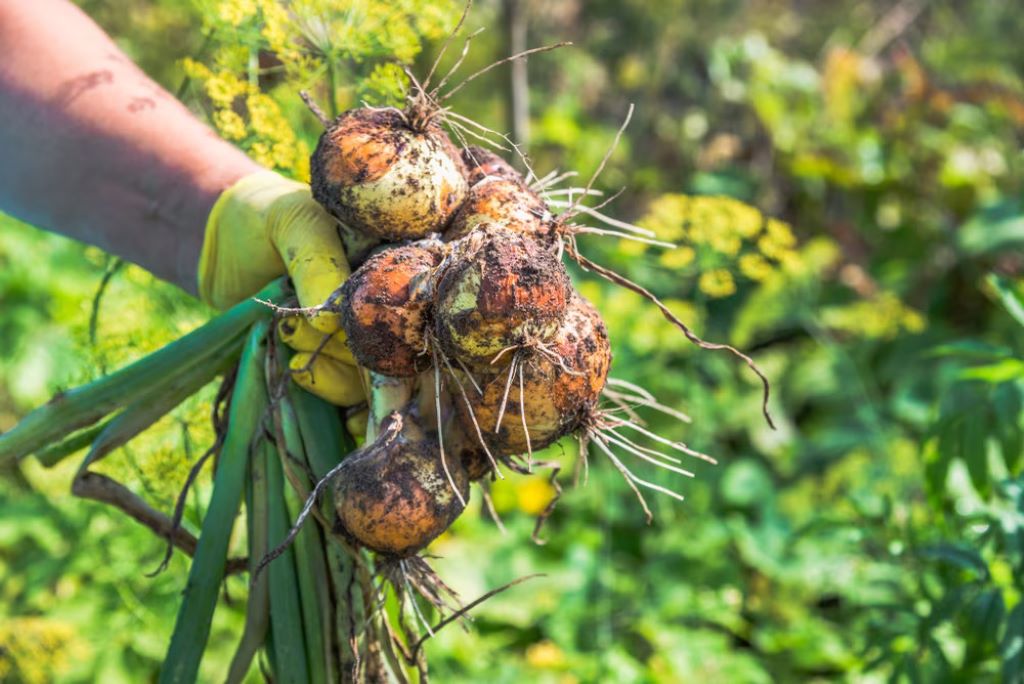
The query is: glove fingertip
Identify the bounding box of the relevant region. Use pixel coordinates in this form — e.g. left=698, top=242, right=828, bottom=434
left=289, top=353, right=365, bottom=407
left=346, top=409, right=369, bottom=443
left=308, top=310, right=344, bottom=335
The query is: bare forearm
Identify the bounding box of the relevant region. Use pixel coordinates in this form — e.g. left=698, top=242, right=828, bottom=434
left=0, top=0, right=261, bottom=292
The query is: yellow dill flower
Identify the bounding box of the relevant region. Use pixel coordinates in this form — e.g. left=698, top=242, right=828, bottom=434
left=821, top=292, right=926, bottom=339
left=738, top=253, right=774, bottom=281
left=246, top=92, right=281, bottom=137
left=204, top=70, right=245, bottom=106
left=708, top=230, right=742, bottom=257
left=687, top=197, right=748, bottom=253
left=242, top=91, right=306, bottom=174
left=526, top=640, right=567, bottom=669
left=211, top=43, right=250, bottom=73
left=758, top=235, right=786, bottom=260
left=757, top=219, right=798, bottom=260
left=258, top=0, right=297, bottom=62
left=698, top=269, right=737, bottom=298
left=217, top=0, right=258, bottom=27
left=659, top=246, right=696, bottom=269
left=213, top=109, right=247, bottom=140
left=516, top=477, right=556, bottom=516
left=414, top=2, right=458, bottom=41
left=688, top=196, right=733, bottom=241
left=902, top=308, right=927, bottom=333
left=273, top=140, right=308, bottom=178
left=729, top=200, right=765, bottom=238
left=0, top=617, right=87, bottom=684
left=777, top=249, right=805, bottom=274
left=638, top=194, right=688, bottom=241
left=249, top=141, right=274, bottom=167
left=180, top=57, right=211, bottom=81
left=686, top=218, right=711, bottom=245
left=765, top=218, right=797, bottom=247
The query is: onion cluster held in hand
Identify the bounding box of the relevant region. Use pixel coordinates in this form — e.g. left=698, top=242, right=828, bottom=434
left=309, top=107, right=616, bottom=557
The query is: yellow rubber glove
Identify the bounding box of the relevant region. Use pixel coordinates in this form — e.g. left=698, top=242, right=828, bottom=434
left=199, top=171, right=365, bottom=407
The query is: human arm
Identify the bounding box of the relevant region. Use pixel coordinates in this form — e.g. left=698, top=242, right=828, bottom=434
left=0, top=0, right=260, bottom=293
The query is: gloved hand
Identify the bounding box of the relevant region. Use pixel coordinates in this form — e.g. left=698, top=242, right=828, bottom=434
left=198, top=171, right=365, bottom=408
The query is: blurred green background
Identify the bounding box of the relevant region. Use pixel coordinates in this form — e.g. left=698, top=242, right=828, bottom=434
left=2, top=0, right=1024, bottom=681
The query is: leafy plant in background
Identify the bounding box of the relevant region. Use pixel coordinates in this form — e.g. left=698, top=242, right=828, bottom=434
left=2, top=0, right=1024, bottom=682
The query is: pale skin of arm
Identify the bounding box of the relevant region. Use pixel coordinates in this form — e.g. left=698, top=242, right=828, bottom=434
left=0, top=0, right=262, bottom=293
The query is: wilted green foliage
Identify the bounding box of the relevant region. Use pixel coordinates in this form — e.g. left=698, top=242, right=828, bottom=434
left=2, top=0, right=1024, bottom=681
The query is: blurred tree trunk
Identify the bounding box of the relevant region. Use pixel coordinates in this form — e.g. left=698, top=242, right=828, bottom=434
left=503, top=0, right=530, bottom=164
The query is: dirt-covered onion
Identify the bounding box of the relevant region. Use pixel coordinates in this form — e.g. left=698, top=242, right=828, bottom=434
left=340, top=242, right=443, bottom=377
left=434, top=226, right=572, bottom=367
left=444, top=176, right=554, bottom=242
left=334, top=412, right=469, bottom=557
left=455, top=294, right=611, bottom=455
left=311, top=107, right=467, bottom=240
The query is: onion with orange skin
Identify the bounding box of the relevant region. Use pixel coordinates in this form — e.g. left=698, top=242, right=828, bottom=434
left=334, top=412, right=469, bottom=557
left=311, top=107, right=467, bottom=240
left=340, top=242, right=444, bottom=377
left=455, top=295, right=611, bottom=456
left=444, top=176, right=554, bottom=242
left=434, top=226, right=572, bottom=368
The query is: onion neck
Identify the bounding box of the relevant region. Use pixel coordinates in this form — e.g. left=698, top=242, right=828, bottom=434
left=366, top=372, right=416, bottom=442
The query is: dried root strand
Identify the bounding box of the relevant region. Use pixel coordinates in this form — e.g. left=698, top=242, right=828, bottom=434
left=492, top=351, right=521, bottom=434
left=409, top=573, right=544, bottom=661
left=444, top=111, right=537, bottom=179
left=518, top=361, right=534, bottom=467
left=538, top=102, right=774, bottom=428
left=380, top=556, right=463, bottom=650
left=601, top=431, right=695, bottom=476
left=421, top=0, right=475, bottom=92
left=572, top=394, right=726, bottom=522
left=604, top=378, right=693, bottom=423
left=72, top=471, right=248, bottom=575
left=602, top=415, right=716, bottom=464
left=149, top=366, right=237, bottom=577
left=588, top=435, right=655, bottom=523
left=439, top=352, right=502, bottom=478
left=431, top=348, right=467, bottom=508
left=252, top=419, right=404, bottom=584
left=299, top=89, right=330, bottom=126
left=441, top=42, right=572, bottom=101
left=429, top=26, right=486, bottom=97
left=559, top=104, right=634, bottom=222
left=251, top=457, right=345, bottom=585
left=531, top=169, right=577, bottom=191
left=567, top=245, right=776, bottom=429
left=478, top=481, right=507, bottom=533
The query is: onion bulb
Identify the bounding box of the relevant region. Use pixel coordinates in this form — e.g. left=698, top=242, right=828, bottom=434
left=311, top=107, right=467, bottom=240
left=434, top=226, right=572, bottom=367
left=455, top=294, right=611, bottom=455
left=340, top=242, right=443, bottom=377
left=334, top=412, right=469, bottom=557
